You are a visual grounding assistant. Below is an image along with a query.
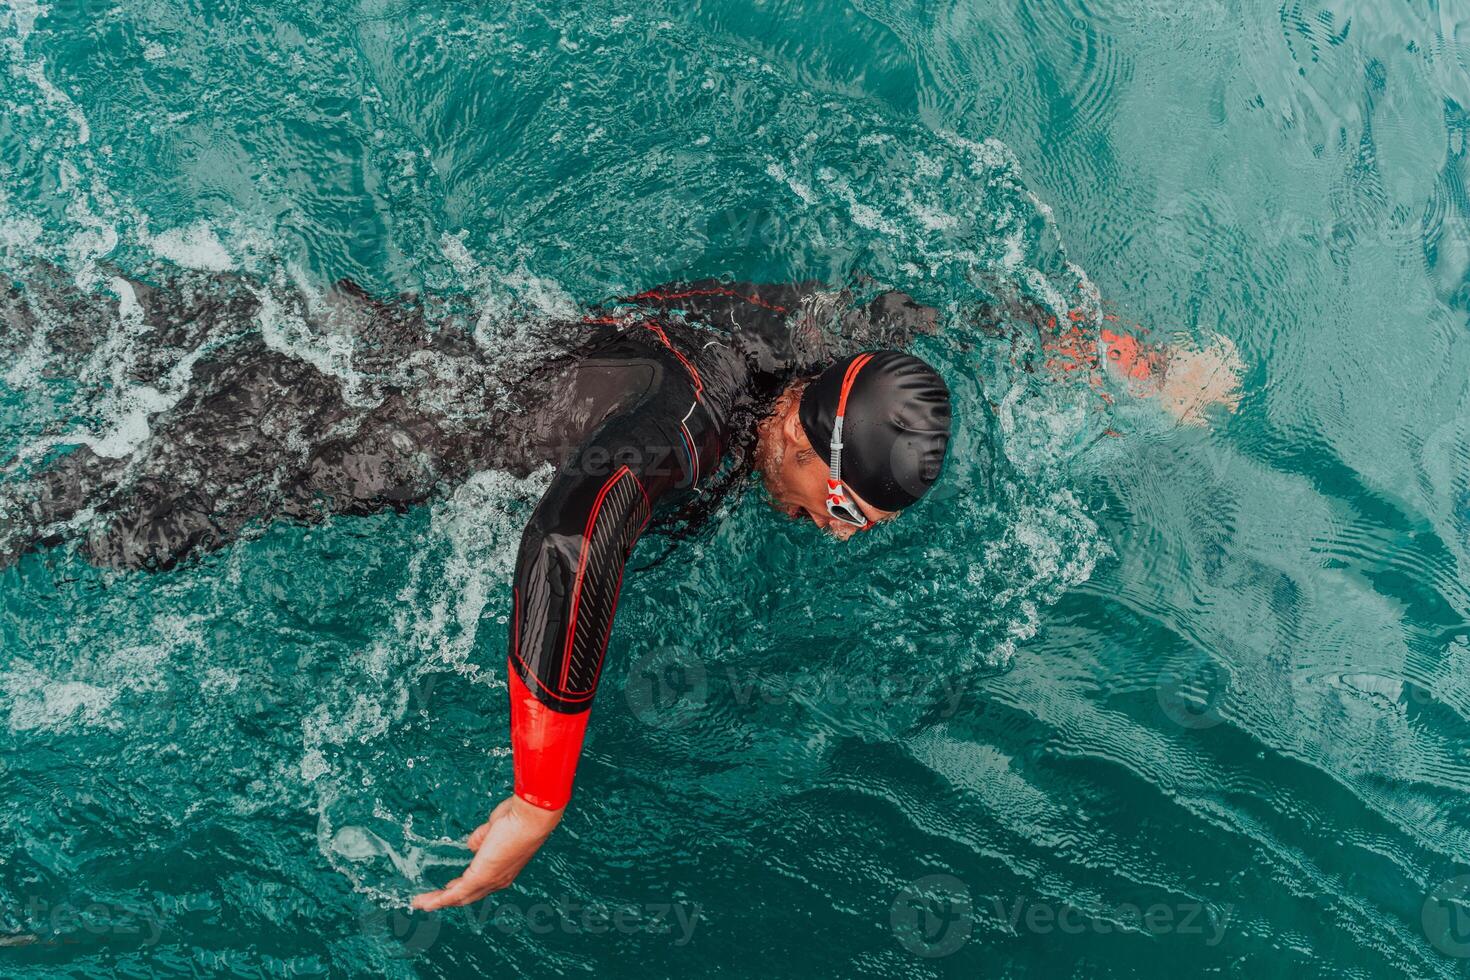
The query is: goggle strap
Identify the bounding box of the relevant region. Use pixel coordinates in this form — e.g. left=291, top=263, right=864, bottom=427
left=828, top=415, right=845, bottom=480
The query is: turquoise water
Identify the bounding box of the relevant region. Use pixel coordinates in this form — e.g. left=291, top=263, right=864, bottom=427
left=2, top=0, right=1470, bottom=975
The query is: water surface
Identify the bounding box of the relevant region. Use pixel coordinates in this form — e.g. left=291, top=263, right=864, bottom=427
left=2, top=0, right=1469, bottom=976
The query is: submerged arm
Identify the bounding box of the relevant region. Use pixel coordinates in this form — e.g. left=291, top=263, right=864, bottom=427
left=1032, top=308, right=1242, bottom=424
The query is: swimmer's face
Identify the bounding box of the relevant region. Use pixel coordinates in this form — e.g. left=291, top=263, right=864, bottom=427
left=754, top=381, right=896, bottom=541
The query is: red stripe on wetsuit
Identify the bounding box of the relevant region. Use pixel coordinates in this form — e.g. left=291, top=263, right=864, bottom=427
left=640, top=321, right=705, bottom=488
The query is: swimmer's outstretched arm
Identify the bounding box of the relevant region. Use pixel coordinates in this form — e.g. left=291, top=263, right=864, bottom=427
left=414, top=410, right=683, bottom=910
left=1014, top=304, right=1242, bottom=424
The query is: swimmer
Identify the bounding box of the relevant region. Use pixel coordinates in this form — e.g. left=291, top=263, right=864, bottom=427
left=0, top=268, right=1238, bottom=911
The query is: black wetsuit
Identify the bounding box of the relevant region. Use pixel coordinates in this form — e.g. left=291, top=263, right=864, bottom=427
left=0, top=272, right=937, bottom=807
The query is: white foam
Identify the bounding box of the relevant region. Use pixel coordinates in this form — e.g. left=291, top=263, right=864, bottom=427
left=1, top=606, right=211, bottom=733
left=252, top=280, right=376, bottom=409
left=766, top=161, right=817, bottom=205
left=439, top=229, right=476, bottom=277
left=446, top=230, right=578, bottom=321
left=900, top=187, right=959, bottom=232
left=816, top=168, right=904, bottom=237
left=498, top=263, right=579, bottom=320
left=0, top=0, right=43, bottom=38
left=146, top=221, right=235, bottom=272
left=23, top=276, right=221, bottom=459
left=362, top=465, right=552, bottom=685
left=301, top=466, right=551, bottom=900
left=0, top=206, right=51, bottom=389
left=6, top=674, right=119, bottom=733
left=438, top=232, right=578, bottom=372
left=54, top=164, right=121, bottom=288
left=199, top=667, right=242, bottom=696
left=328, top=825, right=444, bottom=879
left=2, top=7, right=90, bottom=146
left=0, top=207, right=42, bottom=254
left=976, top=486, right=1109, bottom=666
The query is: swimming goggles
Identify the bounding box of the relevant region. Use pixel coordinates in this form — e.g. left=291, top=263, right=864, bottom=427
left=824, top=353, right=873, bottom=530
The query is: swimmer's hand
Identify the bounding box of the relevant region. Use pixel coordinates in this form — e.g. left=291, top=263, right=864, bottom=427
left=1094, top=327, right=1244, bottom=425
left=411, top=795, right=564, bottom=911
left=1155, top=336, right=1243, bottom=425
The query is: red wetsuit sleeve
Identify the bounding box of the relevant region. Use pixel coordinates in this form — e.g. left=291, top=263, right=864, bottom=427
left=506, top=655, right=593, bottom=810
left=506, top=416, right=667, bottom=810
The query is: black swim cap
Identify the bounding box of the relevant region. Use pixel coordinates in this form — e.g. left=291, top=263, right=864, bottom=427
left=798, top=350, right=952, bottom=512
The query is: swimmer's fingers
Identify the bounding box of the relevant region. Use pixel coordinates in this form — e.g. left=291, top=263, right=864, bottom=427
left=411, top=880, right=481, bottom=911
left=411, top=855, right=501, bottom=911
left=411, top=845, right=520, bottom=910
left=1156, top=339, right=1244, bottom=425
